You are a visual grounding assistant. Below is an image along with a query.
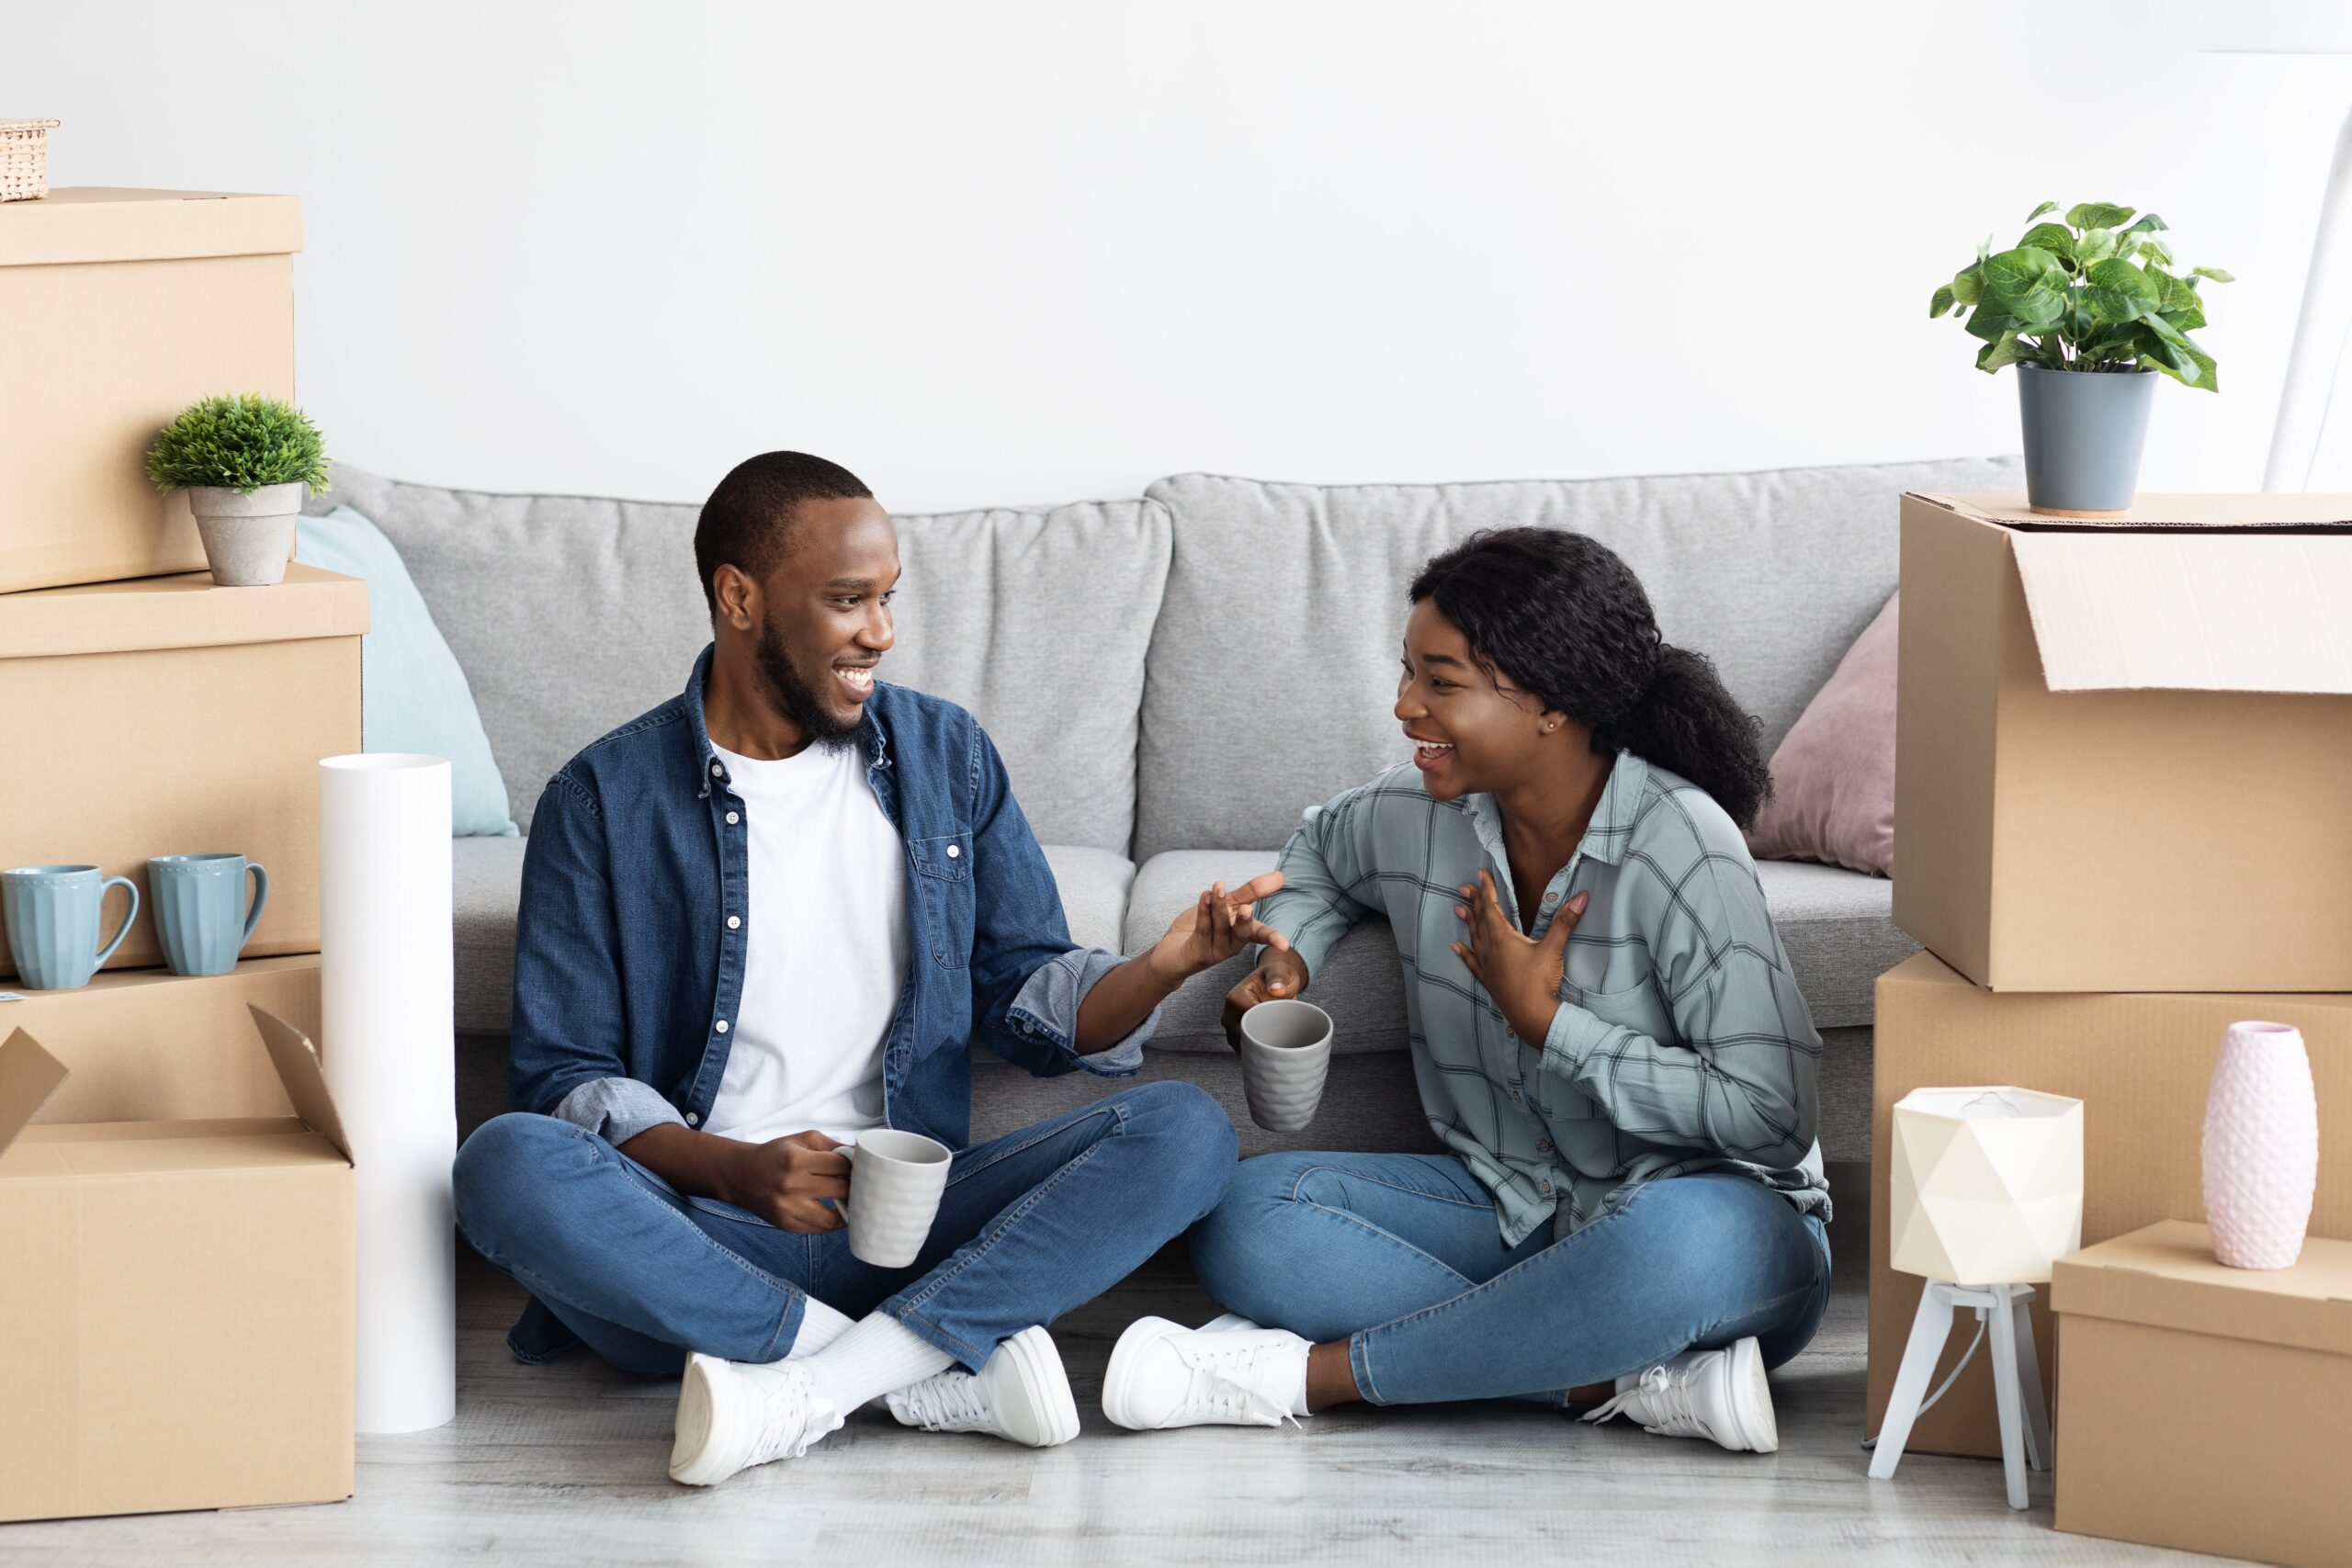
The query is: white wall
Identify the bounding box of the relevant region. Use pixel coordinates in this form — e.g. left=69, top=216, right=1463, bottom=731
left=12, top=1, right=2352, bottom=510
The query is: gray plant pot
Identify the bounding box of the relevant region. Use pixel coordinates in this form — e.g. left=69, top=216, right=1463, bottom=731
left=186, top=482, right=305, bottom=586
left=2016, top=364, right=2156, bottom=515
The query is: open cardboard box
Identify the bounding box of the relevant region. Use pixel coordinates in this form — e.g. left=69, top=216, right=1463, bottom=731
left=0, top=188, right=302, bottom=594
left=1866, top=952, right=2352, bottom=1460
left=0, top=1006, right=353, bottom=1522
left=0, top=956, right=321, bottom=1123
left=1893, top=491, right=2352, bottom=992
left=2052, top=1221, right=2352, bottom=1564
left=0, top=564, right=364, bottom=979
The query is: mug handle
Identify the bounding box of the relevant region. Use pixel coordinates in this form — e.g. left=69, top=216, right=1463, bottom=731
left=835, top=1144, right=857, bottom=1223
left=95, top=875, right=140, bottom=969
left=243, top=862, right=271, bottom=944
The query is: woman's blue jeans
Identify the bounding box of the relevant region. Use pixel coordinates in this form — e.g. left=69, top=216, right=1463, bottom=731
left=454, top=1080, right=1237, bottom=1376
left=1190, top=1152, right=1831, bottom=1407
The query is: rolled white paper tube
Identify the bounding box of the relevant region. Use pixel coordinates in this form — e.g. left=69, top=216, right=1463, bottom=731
left=320, top=753, right=457, bottom=1434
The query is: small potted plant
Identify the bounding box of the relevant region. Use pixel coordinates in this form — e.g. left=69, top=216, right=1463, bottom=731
left=1931, top=202, right=2230, bottom=515
left=145, top=393, right=330, bottom=586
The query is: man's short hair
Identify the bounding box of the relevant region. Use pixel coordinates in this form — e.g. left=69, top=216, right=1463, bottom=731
left=694, top=451, right=874, bottom=615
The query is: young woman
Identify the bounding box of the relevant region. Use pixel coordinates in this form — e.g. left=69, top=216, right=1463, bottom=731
left=1100, top=527, right=1830, bottom=1451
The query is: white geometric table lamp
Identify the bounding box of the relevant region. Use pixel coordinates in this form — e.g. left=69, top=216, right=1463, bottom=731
left=1870, top=1087, right=2085, bottom=1511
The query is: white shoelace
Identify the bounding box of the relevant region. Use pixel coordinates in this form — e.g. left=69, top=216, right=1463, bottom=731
left=1579, top=1363, right=1704, bottom=1438
left=892, top=1371, right=989, bottom=1434
left=752, top=1368, right=834, bottom=1461
left=1174, top=1340, right=1302, bottom=1427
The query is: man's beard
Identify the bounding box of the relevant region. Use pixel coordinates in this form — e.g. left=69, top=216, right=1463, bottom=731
left=752, top=623, right=869, bottom=753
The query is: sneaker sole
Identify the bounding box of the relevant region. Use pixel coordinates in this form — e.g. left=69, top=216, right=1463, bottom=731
left=1100, top=1315, right=1186, bottom=1431
left=1727, top=1337, right=1778, bottom=1454
left=670, top=1353, right=742, bottom=1486
left=998, top=1325, right=1082, bottom=1448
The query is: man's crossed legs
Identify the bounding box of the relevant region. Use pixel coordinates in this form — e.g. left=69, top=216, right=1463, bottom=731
left=453, top=1080, right=1235, bottom=1483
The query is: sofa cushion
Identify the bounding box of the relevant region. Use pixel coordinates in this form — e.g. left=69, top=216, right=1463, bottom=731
left=1122, top=847, right=1908, bottom=1049
left=451, top=837, right=1133, bottom=1037
left=309, top=465, right=1170, bottom=851
left=1134, top=457, right=2020, bottom=860
left=454, top=834, right=529, bottom=1034
left=1747, top=859, right=1919, bottom=1023
left=1122, top=848, right=1407, bottom=1055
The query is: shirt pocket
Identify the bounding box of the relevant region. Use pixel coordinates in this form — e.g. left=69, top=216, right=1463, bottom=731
left=909, top=832, right=975, bottom=970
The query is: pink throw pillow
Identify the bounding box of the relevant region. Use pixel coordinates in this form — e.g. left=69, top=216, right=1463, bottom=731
left=1746, top=592, right=1897, bottom=877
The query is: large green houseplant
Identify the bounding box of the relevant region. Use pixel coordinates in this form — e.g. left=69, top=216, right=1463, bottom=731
left=146, top=393, right=330, bottom=586
left=1931, top=203, right=2230, bottom=513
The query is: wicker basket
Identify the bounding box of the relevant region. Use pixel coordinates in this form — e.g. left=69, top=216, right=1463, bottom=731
left=1, top=119, right=61, bottom=203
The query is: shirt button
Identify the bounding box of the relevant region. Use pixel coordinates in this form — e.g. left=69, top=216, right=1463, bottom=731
left=1541, top=1179, right=1554, bottom=1194
left=715, top=1020, right=729, bottom=1034
left=727, top=915, right=741, bottom=930
left=710, top=761, right=723, bottom=777
left=726, top=811, right=740, bottom=825
left=1538, top=1138, right=1552, bottom=1153
left=1506, top=1030, right=1517, bottom=1043
left=685, top=1112, right=698, bottom=1126
left=946, top=844, right=960, bottom=859
left=1511, top=1089, right=1521, bottom=1103
left=1544, top=891, right=1559, bottom=905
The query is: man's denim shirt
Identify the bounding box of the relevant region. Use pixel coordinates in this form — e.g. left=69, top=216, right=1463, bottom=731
left=509, top=647, right=1156, bottom=1155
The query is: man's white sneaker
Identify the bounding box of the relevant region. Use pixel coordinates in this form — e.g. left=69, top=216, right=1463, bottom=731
left=1577, top=1336, right=1778, bottom=1453
left=1102, top=1314, right=1311, bottom=1430
left=884, top=1325, right=1080, bottom=1448
left=670, top=1351, right=846, bottom=1485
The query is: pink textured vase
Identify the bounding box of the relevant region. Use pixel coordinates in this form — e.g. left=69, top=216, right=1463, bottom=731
left=2201, top=1021, right=2321, bottom=1270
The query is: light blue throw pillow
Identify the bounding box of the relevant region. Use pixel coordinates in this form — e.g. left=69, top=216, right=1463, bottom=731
left=296, top=505, right=519, bottom=837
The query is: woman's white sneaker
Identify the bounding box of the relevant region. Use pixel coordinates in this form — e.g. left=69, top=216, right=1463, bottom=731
left=885, top=1325, right=1080, bottom=1448
left=669, top=1352, right=846, bottom=1486
left=1102, top=1315, right=1311, bottom=1430
left=1577, top=1336, right=1778, bottom=1453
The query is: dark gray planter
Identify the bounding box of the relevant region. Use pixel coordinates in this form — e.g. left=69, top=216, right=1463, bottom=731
left=2016, top=364, right=2155, bottom=514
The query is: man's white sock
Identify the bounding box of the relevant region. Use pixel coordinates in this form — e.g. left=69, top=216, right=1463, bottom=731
left=800, top=1313, right=956, bottom=1416
left=786, top=1297, right=857, bottom=1359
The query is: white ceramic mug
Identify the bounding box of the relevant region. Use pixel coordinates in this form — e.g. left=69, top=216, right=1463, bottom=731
left=1238, top=999, right=1334, bottom=1133
left=839, top=1128, right=954, bottom=1267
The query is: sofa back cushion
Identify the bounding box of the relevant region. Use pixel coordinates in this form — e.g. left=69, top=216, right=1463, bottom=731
left=309, top=466, right=1169, bottom=849
left=1134, top=457, right=2020, bottom=860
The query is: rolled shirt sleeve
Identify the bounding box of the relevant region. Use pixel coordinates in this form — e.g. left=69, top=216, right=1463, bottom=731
left=552, top=1074, right=689, bottom=1145
left=1004, top=946, right=1154, bottom=1077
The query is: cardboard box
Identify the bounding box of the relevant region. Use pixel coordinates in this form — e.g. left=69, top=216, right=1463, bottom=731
left=2052, top=1221, right=2352, bottom=1565
left=1893, top=491, right=2352, bottom=992
left=1866, top=952, right=2352, bottom=1460
left=0, top=188, right=303, bottom=594
left=0, top=1009, right=353, bottom=1521
left=0, top=955, right=320, bottom=1122
left=0, top=564, right=364, bottom=979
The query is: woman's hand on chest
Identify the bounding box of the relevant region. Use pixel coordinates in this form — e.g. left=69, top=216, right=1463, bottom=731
left=1451, top=868, right=1590, bottom=1048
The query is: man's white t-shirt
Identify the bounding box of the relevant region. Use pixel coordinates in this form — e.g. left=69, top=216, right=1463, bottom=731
left=701, top=738, right=910, bottom=1147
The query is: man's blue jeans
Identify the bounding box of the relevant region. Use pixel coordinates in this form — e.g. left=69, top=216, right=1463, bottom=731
left=1190, top=1152, right=1831, bottom=1407
left=453, top=1080, right=1238, bottom=1375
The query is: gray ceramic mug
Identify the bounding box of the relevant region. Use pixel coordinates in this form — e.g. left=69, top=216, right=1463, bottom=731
left=3, top=864, right=140, bottom=990
left=148, top=853, right=270, bottom=976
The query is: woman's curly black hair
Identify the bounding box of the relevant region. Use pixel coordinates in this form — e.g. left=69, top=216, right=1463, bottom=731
left=1408, top=527, right=1773, bottom=829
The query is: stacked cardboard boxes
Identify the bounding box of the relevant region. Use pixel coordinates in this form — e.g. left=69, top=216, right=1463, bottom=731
left=0, top=189, right=365, bottom=1521
left=1867, top=491, right=2352, bottom=1553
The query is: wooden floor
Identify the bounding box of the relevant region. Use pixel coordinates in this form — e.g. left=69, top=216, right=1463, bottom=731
left=2, top=1249, right=2226, bottom=1567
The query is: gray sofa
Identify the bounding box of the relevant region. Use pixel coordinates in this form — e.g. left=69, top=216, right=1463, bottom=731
left=307, top=454, right=2018, bottom=1172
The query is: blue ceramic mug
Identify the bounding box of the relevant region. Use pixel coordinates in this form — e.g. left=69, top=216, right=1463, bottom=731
left=148, top=853, right=270, bottom=977
left=3, top=864, right=141, bottom=990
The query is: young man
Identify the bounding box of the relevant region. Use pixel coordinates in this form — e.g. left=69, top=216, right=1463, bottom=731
left=452, top=452, right=1284, bottom=1485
